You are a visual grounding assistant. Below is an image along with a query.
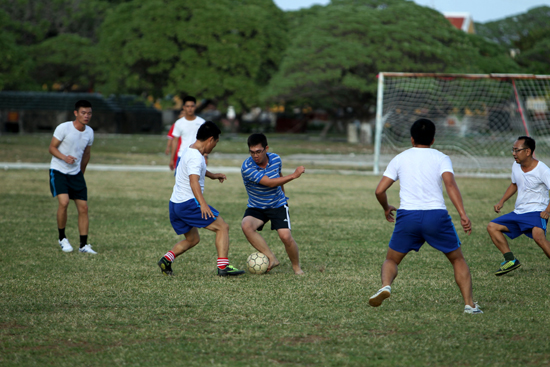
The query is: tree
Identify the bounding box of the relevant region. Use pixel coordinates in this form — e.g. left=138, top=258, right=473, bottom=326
left=476, top=7, right=550, bottom=75
left=262, top=0, right=521, bottom=119
left=0, top=10, right=35, bottom=90
left=0, top=0, right=118, bottom=91
left=95, top=0, right=288, bottom=112
left=475, top=6, right=550, bottom=48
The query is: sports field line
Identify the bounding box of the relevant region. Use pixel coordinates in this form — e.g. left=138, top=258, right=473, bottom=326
left=0, top=162, right=378, bottom=176
left=0, top=162, right=510, bottom=178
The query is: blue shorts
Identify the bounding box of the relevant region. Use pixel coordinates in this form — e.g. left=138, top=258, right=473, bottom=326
left=389, top=209, right=461, bottom=254
left=491, top=211, right=547, bottom=239
left=169, top=199, right=219, bottom=235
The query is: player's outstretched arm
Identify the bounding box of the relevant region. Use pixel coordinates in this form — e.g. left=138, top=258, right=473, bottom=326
left=206, top=170, right=226, bottom=183
left=442, top=172, right=471, bottom=234
left=189, top=174, right=214, bottom=219
left=258, top=166, right=305, bottom=188
left=494, top=183, right=517, bottom=213
left=375, top=176, right=396, bottom=222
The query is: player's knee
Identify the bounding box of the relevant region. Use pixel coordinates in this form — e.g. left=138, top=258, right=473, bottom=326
left=217, top=219, right=229, bottom=233
left=77, top=204, right=88, bottom=214
left=189, top=236, right=200, bottom=246
left=278, top=230, right=293, bottom=244
left=532, top=228, right=546, bottom=242
left=241, top=220, right=255, bottom=234
left=487, top=221, right=498, bottom=233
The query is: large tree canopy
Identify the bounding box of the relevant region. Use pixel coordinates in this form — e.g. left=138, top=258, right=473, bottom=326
left=476, top=6, right=550, bottom=74
left=95, top=0, right=288, bottom=112
left=0, top=10, right=34, bottom=90
left=263, top=0, right=520, bottom=118
left=0, top=0, right=116, bottom=91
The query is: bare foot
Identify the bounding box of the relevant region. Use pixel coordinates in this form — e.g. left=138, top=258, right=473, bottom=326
left=267, top=259, right=280, bottom=272
left=293, top=267, right=304, bottom=275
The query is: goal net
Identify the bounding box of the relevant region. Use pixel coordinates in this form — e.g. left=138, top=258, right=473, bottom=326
left=373, top=73, right=550, bottom=176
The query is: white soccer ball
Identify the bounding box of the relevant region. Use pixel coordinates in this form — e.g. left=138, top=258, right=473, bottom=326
left=246, top=252, right=269, bottom=274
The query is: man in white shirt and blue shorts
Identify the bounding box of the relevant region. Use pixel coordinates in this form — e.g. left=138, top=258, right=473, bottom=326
left=241, top=133, right=305, bottom=275
left=48, top=100, right=96, bottom=254
left=369, top=118, right=482, bottom=314
left=487, top=136, right=550, bottom=276
left=158, top=121, right=245, bottom=277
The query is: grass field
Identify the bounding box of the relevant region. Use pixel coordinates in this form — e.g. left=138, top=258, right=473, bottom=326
left=1, top=135, right=550, bottom=366
left=0, top=133, right=369, bottom=165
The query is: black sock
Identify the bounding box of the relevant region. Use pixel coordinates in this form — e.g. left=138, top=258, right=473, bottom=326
left=58, top=228, right=66, bottom=241
left=80, top=235, right=88, bottom=248
left=504, top=252, right=515, bottom=261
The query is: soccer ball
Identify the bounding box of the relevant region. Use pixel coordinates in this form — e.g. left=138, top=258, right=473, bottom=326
left=246, top=252, right=269, bottom=274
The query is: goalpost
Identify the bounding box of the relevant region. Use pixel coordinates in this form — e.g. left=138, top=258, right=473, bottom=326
left=374, top=73, right=550, bottom=175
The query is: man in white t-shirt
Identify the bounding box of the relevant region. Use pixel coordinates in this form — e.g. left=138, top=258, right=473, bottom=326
left=158, top=121, right=245, bottom=277
left=369, top=119, right=482, bottom=314
left=48, top=100, right=96, bottom=254
left=169, top=96, right=206, bottom=171
left=488, top=136, right=550, bottom=276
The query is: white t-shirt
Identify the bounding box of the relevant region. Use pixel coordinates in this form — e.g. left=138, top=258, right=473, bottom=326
left=50, top=121, right=94, bottom=175
left=170, top=147, right=206, bottom=203
left=383, top=147, right=454, bottom=210
left=512, top=161, right=550, bottom=214
left=172, top=116, right=206, bottom=157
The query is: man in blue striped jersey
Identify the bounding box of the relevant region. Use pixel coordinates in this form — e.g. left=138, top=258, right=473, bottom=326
left=241, top=133, right=305, bottom=274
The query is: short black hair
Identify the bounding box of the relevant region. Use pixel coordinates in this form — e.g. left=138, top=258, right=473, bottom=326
left=196, top=121, right=220, bottom=141
left=183, top=96, right=196, bottom=104
left=74, top=100, right=92, bottom=111
left=247, top=133, right=268, bottom=148
left=410, top=118, right=435, bottom=145
left=518, top=135, right=536, bottom=153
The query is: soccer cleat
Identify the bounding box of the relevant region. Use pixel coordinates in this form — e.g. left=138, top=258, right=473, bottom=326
left=464, top=302, right=483, bottom=314
left=59, top=238, right=73, bottom=252
left=217, top=264, right=245, bottom=277
left=369, top=285, right=391, bottom=307
left=79, top=244, right=97, bottom=254
left=158, top=257, right=173, bottom=276
left=495, top=259, right=521, bottom=276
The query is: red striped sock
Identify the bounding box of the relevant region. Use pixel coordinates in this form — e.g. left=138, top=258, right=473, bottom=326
left=217, top=257, right=229, bottom=269
left=164, top=251, right=175, bottom=262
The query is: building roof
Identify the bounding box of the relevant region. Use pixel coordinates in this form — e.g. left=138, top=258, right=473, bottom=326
left=444, top=12, right=475, bottom=34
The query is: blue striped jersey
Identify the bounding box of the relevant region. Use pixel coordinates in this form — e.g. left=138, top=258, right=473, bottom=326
left=241, top=152, right=288, bottom=209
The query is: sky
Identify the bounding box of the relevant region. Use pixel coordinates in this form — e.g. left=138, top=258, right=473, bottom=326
left=273, top=0, right=550, bottom=23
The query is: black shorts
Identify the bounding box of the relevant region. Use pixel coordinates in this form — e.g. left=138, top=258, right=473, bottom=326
left=243, top=205, right=291, bottom=231
left=49, top=169, right=87, bottom=201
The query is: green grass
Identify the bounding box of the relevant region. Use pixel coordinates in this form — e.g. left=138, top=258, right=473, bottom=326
left=1, top=165, right=550, bottom=366
left=0, top=133, right=370, bottom=166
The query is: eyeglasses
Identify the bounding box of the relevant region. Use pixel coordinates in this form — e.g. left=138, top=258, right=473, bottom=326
left=249, top=148, right=265, bottom=156
left=511, top=148, right=527, bottom=153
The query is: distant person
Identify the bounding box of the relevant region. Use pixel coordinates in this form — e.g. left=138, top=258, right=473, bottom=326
left=158, top=121, right=245, bottom=277
left=241, top=133, right=305, bottom=275
left=165, top=108, right=185, bottom=170
left=487, top=136, right=550, bottom=276
left=369, top=119, right=482, bottom=314
left=48, top=100, right=96, bottom=254
left=169, top=96, right=206, bottom=171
